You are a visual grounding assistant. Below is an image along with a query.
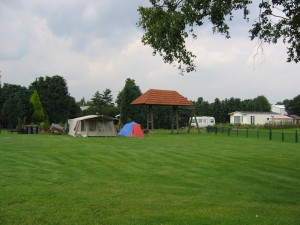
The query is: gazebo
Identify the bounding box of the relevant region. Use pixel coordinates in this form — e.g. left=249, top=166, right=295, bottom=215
left=131, top=89, right=200, bottom=133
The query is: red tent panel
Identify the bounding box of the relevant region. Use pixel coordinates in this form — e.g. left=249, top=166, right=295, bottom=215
left=132, top=124, right=144, bottom=137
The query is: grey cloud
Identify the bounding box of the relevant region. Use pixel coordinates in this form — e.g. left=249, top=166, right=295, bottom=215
left=30, top=1, right=144, bottom=53
left=0, top=0, right=298, bottom=105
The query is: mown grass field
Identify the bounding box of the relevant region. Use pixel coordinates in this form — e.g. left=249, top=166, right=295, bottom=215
left=0, top=130, right=299, bottom=225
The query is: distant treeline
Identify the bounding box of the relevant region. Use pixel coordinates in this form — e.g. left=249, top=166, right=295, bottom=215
left=0, top=75, right=299, bottom=129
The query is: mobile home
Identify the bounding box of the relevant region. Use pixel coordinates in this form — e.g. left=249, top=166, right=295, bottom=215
left=190, top=116, right=215, bottom=128
left=228, top=111, right=293, bottom=125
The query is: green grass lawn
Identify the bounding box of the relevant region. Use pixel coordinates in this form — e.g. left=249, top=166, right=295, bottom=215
left=0, top=130, right=299, bottom=225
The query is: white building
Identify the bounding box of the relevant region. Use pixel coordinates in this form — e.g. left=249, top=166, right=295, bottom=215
left=229, top=111, right=292, bottom=125
left=271, top=105, right=287, bottom=115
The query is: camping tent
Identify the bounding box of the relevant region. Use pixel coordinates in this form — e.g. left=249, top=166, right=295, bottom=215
left=118, top=122, right=144, bottom=137
left=68, top=115, right=117, bottom=137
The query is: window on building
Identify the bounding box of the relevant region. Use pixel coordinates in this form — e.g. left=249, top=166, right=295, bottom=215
left=89, top=121, right=96, bottom=131
left=251, top=116, right=255, bottom=124
left=234, top=116, right=241, bottom=123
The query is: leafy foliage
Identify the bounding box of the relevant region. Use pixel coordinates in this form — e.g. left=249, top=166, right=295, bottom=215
left=91, top=91, right=103, bottom=113
left=87, top=89, right=118, bottom=117
left=68, top=96, right=81, bottom=119
left=138, top=0, right=300, bottom=73
left=1, top=84, right=31, bottom=128
left=29, top=75, right=72, bottom=123
left=212, top=98, right=224, bottom=122
left=250, top=0, right=300, bottom=63
left=29, top=89, right=45, bottom=124
left=194, top=97, right=212, bottom=116
left=117, top=78, right=146, bottom=126
left=285, top=94, right=300, bottom=116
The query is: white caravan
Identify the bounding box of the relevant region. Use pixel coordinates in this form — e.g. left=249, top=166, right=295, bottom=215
left=190, top=116, right=215, bottom=128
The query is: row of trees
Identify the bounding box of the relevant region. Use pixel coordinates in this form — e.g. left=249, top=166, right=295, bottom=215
left=0, top=75, right=80, bottom=129
left=111, top=79, right=300, bottom=128
left=114, top=79, right=300, bottom=128
left=1, top=75, right=299, bottom=130
left=78, top=88, right=119, bottom=118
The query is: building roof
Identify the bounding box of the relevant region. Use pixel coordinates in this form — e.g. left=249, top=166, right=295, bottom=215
left=228, top=111, right=279, bottom=115
left=131, top=89, right=193, bottom=106
left=289, top=115, right=300, bottom=119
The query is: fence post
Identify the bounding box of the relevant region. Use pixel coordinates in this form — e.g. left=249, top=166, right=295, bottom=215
left=282, top=131, right=284, bottom=142
left=246, top=128, right=248, bottom=138
left=237, top=128, right=239, bottom=136
left=257, top=130, right=259, bottom=139
left=296, top=130, right=298, bottom=143
left=269, top=129, right=272, bottom=141
left=215, top=127, right=218, bottom=135
left=228, top=128, right=230, bottom=136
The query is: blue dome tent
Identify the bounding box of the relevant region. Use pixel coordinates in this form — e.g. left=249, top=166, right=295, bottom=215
left=118, top=122, right=144, bottom=137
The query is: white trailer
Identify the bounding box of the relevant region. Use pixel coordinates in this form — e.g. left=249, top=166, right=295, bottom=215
left=190, top=116, right=215, bottom=128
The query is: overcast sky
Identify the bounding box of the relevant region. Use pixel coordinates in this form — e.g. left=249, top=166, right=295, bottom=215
left=1, top=0, right=299, bottom=104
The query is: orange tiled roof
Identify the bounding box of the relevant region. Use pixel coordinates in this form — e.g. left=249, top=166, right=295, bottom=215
left=131, top=89, right=193, bottom=106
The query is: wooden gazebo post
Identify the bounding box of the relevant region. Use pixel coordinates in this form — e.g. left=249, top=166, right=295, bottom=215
left=187, top=107, right=200, bottom=133
left=147, top=105, right=154, bottom=130
left=171, top=106, right=179, bottom=134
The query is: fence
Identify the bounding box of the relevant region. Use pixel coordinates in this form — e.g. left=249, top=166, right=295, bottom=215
left=206, top=127, right=299, bottom=143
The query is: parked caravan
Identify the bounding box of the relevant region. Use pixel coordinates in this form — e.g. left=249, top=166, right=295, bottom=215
left=190, top=116, right=215, bottom=128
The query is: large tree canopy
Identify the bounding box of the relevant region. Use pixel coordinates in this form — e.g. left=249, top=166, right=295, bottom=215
left=116, top=78, right=146, bottom=126
left=1, top=84, right=31, bottom=128
left=138, top=0, right=300, bottom=73
left=29, top=75, right=71, bottom=123
left=285, top=94, right=300, bottom=116
left=88, top=89, right=118, bottom=117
